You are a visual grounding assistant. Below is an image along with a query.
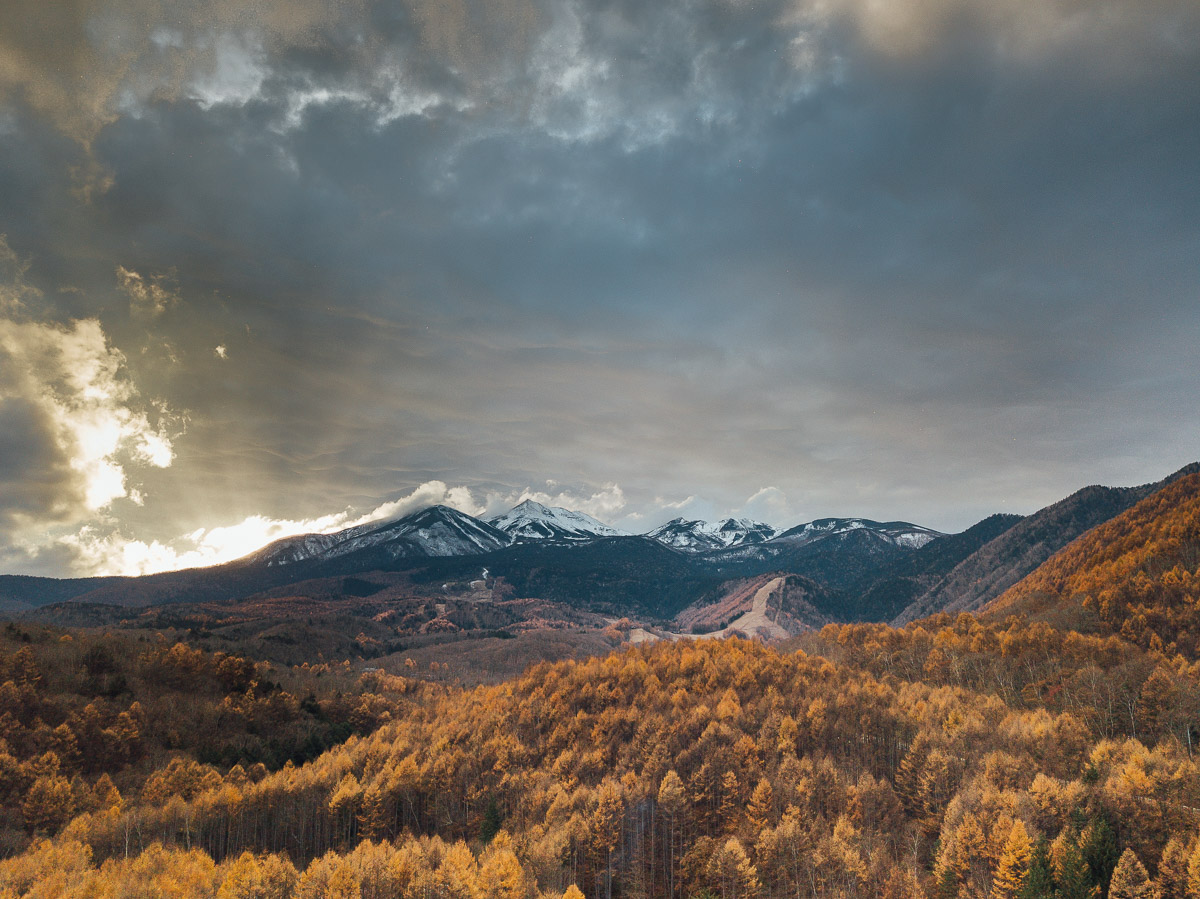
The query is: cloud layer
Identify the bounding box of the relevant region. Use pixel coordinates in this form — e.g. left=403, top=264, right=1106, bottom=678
left=0, top=0, right=1197, bottom=575
left=0, top=310, right=174, bottom=532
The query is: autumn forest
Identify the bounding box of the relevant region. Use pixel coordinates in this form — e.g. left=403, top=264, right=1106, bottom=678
left=2, top=471, right=1200, bottom=899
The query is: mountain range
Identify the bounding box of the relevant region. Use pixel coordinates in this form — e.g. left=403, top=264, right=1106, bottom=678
left=984, top=468, right=1200, bottom=651
left=2, top=463, right=1198, bottom=648
left=255, top=505, right=511, bottom=566
left=0, top=503, right=944, bottom=616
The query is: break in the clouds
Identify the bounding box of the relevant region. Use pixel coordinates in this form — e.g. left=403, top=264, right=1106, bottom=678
left=0, top=0, right=1198, bottom=576
left=0, top=276, right=176, bottom=549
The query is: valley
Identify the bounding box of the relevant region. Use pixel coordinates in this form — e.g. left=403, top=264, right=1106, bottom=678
left=2, top=0, right=1193, bottom=894
left=8, top=464, right=1195, bottom=684
left=1, top=465, right=1199, bottom=898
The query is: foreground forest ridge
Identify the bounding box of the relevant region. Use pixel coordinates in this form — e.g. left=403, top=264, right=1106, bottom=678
left=1, top=469, right=1199, bottom=897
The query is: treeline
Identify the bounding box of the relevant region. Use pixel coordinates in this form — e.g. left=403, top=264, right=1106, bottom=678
left=0, top=832, right=533, bottom=899
left=0, top=624, right=432, bottom=855
left=7, top=632, right=1200, bottom=898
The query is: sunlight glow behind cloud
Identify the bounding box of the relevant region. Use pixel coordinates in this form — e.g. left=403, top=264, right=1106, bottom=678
left=0, top=316, right=174, bottom=518
left=0, top=0, right=1196, bottom=577
left=54, top=480, right=639, bottom=576
left=59, top=479, right=488, bottom=575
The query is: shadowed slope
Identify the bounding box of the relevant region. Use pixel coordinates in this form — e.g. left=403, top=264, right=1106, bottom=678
left=894, top=463, right=1200, bottom=625
left=985, top=471, right=1200, bottom=654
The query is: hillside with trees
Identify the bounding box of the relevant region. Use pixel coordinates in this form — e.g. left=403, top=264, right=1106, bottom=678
left=3, top=468, right=1200, bottom=896
left=987, top=471, right=1200, bottom=655
left=0, top=623, right=430, bottom=857
left=841, top=513, right=1023, bottom=622
left=892, top=463, right=1200, bottom=626
left=3, top=615, right=1200, bottom=897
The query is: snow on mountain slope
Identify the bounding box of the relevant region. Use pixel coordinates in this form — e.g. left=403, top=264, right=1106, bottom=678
left=400, top=506, right=513, bottom=555
left=489, top=500, right=627, bottom=541
left=716, top=518, right=778, bottom=546
left=253, top=505, right=511, bottom=566
left=771, top=518, right=942, bottom=549
left=647, top=517, right=777, bottom=552
left=646, top=519, right=722, bottom=551
left=247, top=501, right=938, bottom=575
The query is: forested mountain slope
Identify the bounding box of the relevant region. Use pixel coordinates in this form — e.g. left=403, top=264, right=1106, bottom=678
left=986, top=470, right=1200, bottom=654
left=0, top=623, right=428, bottom=856
left=5, top=468, right=1200, bottom=896
left=893, top=463, right=1200, bottom=625
left=5, top=623, right=1200, bottom=899
left=839, top=513, right=1023, bottom=622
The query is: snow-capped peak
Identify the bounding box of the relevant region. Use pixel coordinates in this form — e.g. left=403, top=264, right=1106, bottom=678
left=772, top=517, right=942, bottom=549
left=646, top=517, right=777, bottom=551
left=489, top=500, right=627, bottom=542
left=252, top=504, right=511, bottom=566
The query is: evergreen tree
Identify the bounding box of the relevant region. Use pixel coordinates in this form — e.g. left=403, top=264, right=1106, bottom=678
left=1058, top=833, right=1099, bottom=899
left=480, top=799, right=503, bottom=845
left=1020, top=836, right=1056, bottom=899
left=933, top=865, right=960, bottom=899
left=1082, top=819, right=1120, bottom=899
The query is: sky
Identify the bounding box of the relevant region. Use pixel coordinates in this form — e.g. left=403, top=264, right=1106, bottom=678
left=0, top=0, right=1198, bottom=577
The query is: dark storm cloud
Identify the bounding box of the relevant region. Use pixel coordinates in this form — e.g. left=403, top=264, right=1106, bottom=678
left=0, top=398, right=73, bottom=523
left=0, top=0, right=1198, bottom=573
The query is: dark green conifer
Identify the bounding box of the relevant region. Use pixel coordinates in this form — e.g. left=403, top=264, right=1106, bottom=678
left=1058, top=832, right=1098, bottom=899
left=481, top=797, right=503, bottom=844
left=1082, top=818, right=1120, bottom=899
left=1019, top=836, right=1056, bottom=899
